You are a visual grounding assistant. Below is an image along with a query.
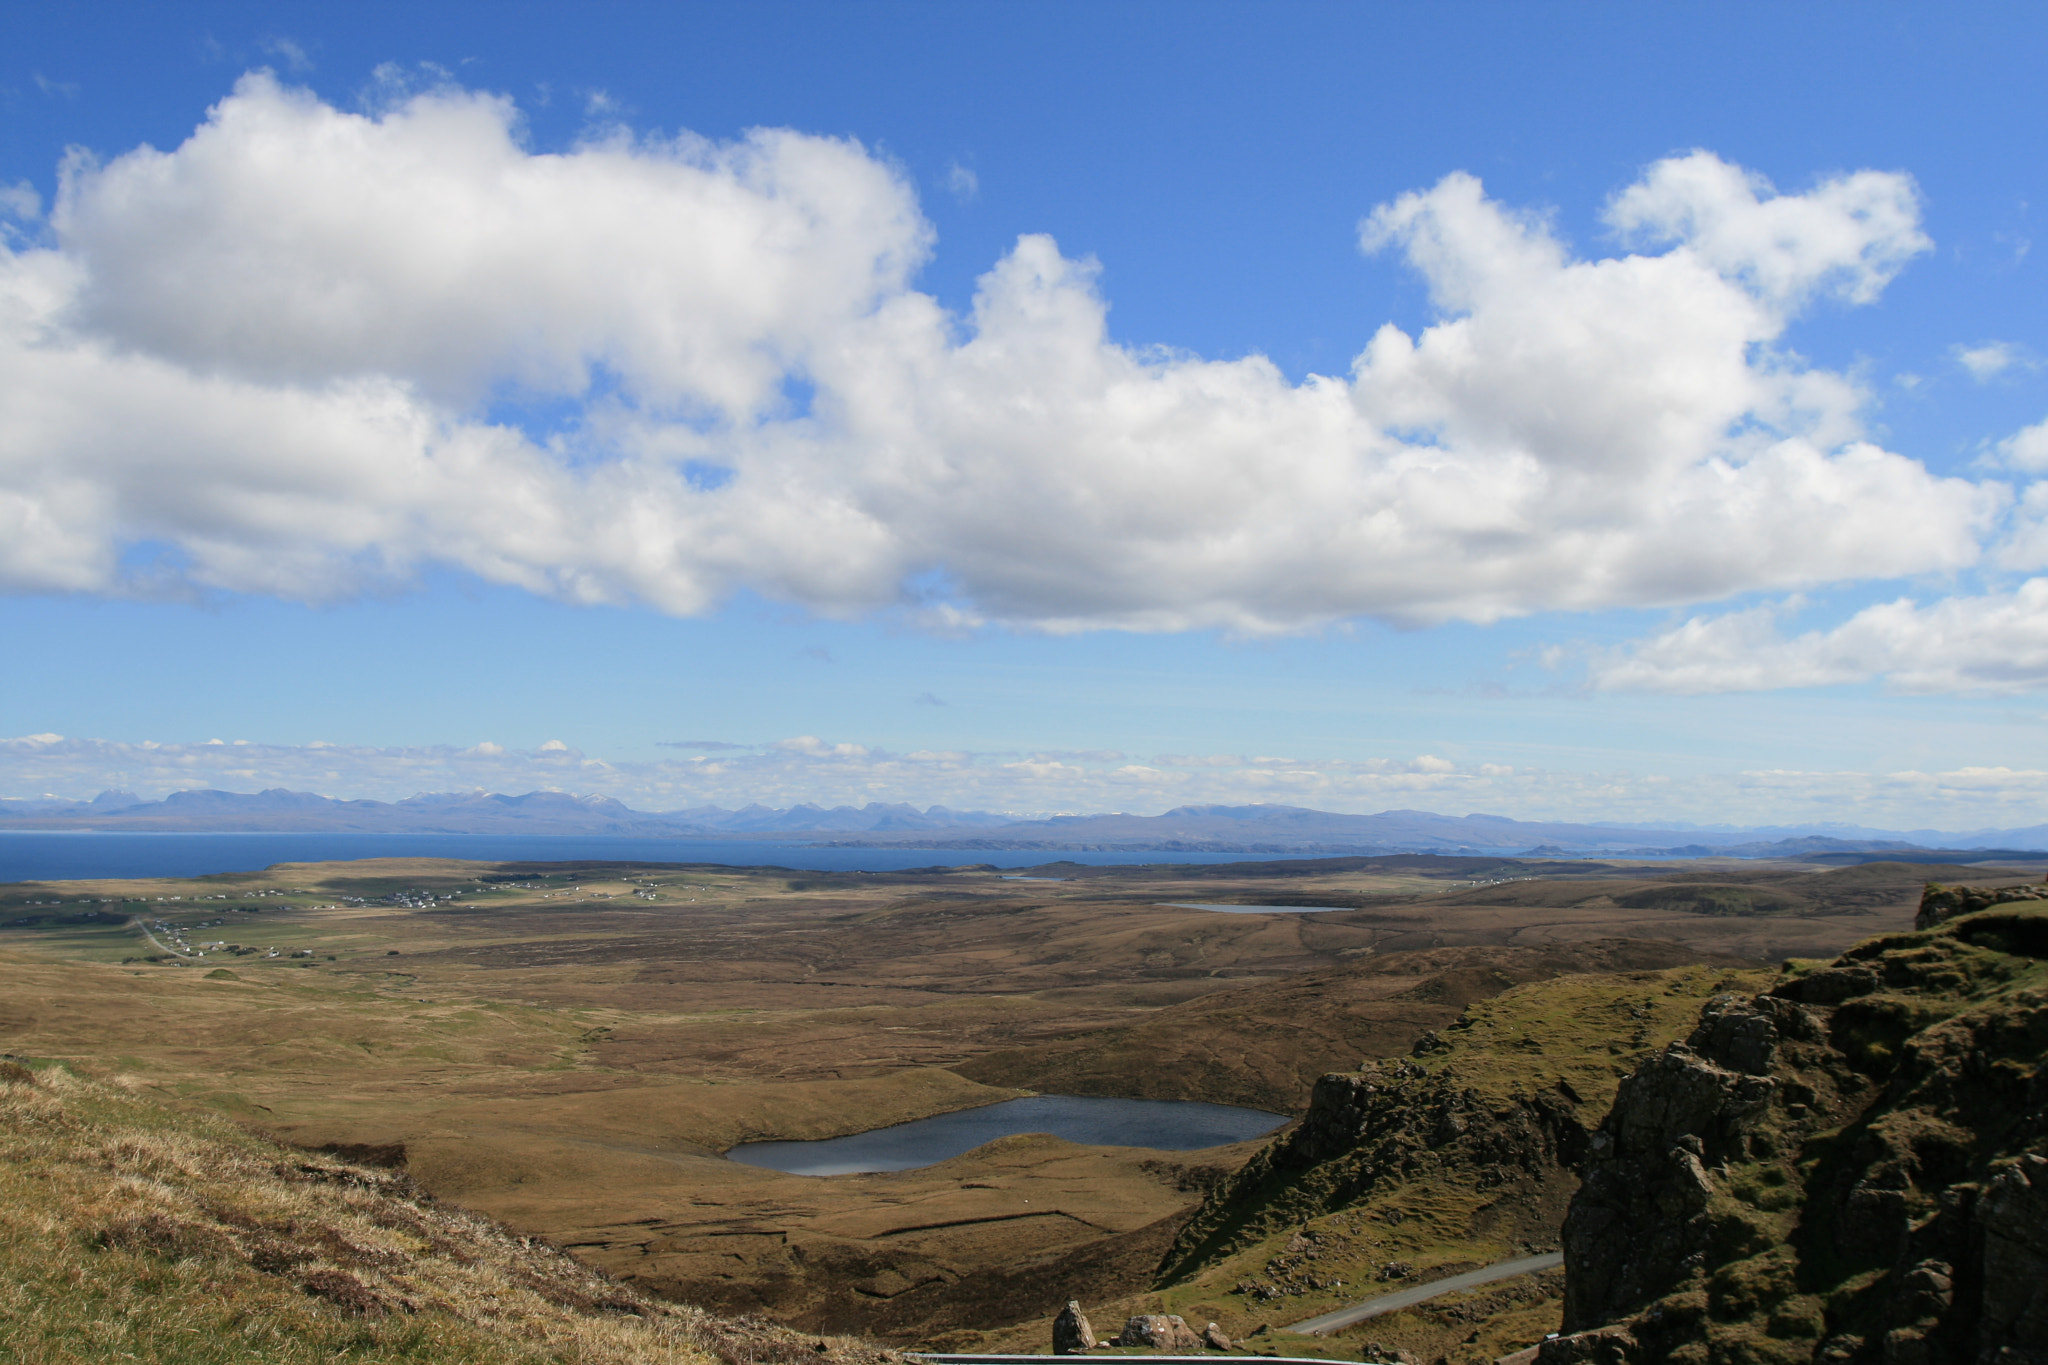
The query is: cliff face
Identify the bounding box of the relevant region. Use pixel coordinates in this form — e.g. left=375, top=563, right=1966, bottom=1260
left=1547, top=891, right=2048, bottom=1365
left=1151, top=965, right=1767, bottom=1361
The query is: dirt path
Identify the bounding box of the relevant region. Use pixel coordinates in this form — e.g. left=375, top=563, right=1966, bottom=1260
left=1283, top=1250, right=1564, bottom=1334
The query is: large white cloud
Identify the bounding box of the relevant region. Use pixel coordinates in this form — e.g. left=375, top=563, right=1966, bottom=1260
left=0, top=75, right=1999, bottom=629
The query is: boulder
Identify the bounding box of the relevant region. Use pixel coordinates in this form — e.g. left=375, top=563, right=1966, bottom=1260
left=1201, top=1321, right=1233, bottom=1351
left=1052, top=1300, right=1096, bottom=1355
left=1116, top=1314, right=1203, bottom=1351
left=1537, top=1325, right=1636, bottom=1365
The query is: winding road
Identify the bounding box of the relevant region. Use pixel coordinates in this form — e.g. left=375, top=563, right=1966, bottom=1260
left=1283, top=1250, right=1565, bottom=1335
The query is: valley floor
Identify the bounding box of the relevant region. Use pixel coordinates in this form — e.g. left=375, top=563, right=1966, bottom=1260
left=0, top=851, right=1976, bottom=1355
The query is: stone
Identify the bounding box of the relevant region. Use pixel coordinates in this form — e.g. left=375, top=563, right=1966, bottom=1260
left=1536, top=1325, right=1636, bottom=1365
left=1684, top=993, right=1802, bottom=1075
left=1201, top=1322, right=1233, bottom=1351
left=1052, top=1300, right=1096, bottom=1355
left=1978, top=1155, right=2048, bottom=1356
left=1771, top=964, right=1881, bottom=1006
left=1116, top=1314, right=1203, bottom=1351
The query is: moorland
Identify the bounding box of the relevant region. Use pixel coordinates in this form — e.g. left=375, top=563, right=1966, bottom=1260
left=0, top=849, right=2029, bottom=1356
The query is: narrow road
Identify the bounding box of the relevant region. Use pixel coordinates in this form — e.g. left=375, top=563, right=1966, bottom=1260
left=1284, top=1250, right=1565, bottom=1335
left=130, top=916, right=192, bottom=959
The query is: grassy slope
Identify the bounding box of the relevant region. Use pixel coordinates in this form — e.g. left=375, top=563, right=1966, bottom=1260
left=0, top=1061, right=894, bottom=1365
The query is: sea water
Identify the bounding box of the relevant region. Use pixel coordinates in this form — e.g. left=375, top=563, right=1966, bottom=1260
left=0, top=831, right=1286, bottom=884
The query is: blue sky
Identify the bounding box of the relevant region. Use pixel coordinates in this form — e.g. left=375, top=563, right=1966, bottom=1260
left=3, top=1, right=2047, bottom=828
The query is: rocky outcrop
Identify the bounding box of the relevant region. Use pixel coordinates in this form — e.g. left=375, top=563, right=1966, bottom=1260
left=1915, top=881, right=2048, bottom=931
left=1155, top=968, right=1753, bottom=1294
left=1977, top=1156, right=2048, bottom=1353
left=1546, top=890, right=2048, bottom=1365
left=1558, top=993, right=1809, bottom=1331
left=1158, top=1057, right=1592, bottom=1286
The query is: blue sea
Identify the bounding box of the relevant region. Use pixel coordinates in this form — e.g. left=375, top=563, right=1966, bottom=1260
left=0, top=831, right=1285, bottom=884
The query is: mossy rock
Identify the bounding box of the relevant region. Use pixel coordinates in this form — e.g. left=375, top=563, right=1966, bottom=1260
left=1555, top=893, right=2048, bottom=1362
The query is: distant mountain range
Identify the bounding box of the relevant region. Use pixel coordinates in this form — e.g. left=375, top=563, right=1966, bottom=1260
left=807, top=803, right=2048, bottom=860
left=0, top=787, right=1010, bottom=837
left=0, top=790, right=2042, bottom=862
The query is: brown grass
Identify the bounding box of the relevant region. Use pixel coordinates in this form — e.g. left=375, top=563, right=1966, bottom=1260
left=0, top=1061, right=897, bottom=1365
left=0, top=852, right=1959, bottom=1351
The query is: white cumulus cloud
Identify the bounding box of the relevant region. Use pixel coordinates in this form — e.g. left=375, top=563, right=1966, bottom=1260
left=2000, top=417, right=2048, bottom=474
left=0, top=78, right=1996, bottom=632
left=1591, top=580, right=2048, bottom=695
left=1955, top=341, right=2031, bottom=382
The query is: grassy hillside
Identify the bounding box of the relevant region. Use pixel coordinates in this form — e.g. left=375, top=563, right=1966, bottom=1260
left=0, top=1059, right=893, bottom=1365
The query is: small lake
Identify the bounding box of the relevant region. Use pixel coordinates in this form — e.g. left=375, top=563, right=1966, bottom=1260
left=725, top=1094, right=1288, bottom=1176
left=1160, top=902, right=1354, bottom=913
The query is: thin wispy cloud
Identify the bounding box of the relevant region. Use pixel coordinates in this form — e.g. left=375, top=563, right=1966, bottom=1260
left=6, top=731, right=2048, bottom=829
left=259, top=37, right=314, bottom=73
left=0, top=181, right=39, bottom=221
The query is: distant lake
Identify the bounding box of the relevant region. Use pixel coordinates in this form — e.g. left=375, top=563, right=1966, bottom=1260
left=725, top=1094, right=1288, bottom=1176
left=0, top=831, right=1285, bottom=884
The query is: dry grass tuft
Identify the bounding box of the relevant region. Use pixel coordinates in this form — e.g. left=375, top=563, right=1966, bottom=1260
left=0, top=1061, right=902, bottom=1365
